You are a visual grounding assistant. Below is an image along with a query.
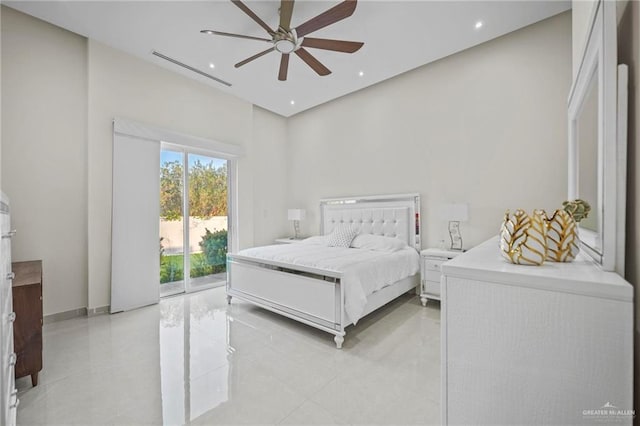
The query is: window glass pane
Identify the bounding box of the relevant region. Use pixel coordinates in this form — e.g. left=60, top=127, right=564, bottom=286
left=188, top=154, right=228, bottom=291
left=160, top=149, right=185, bottom=296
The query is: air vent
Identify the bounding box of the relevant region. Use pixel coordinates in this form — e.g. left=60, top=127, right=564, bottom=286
left=151, top=51, right=232, bottom=87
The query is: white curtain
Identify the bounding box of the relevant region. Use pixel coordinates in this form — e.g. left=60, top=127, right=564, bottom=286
left=111, top=131, right=161, bottom=313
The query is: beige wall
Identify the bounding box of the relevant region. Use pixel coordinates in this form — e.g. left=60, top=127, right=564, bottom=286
left=1, top=7, right=88, bottom=315
left=616, top=0, right=639, bottom=416
left=251, top=106, right=290, bottom=245
left=287, top=12, right=572, bottom=249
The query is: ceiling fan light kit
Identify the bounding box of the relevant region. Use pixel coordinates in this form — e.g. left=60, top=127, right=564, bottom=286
left=201, top=0, right=364, bottom=81
left=273, top=28, right=300, bottom=54
left=275, top=39, right=296, bottom=54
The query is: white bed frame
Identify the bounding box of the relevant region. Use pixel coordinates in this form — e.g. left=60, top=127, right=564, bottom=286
left=226, top=194, right=421, bottom=348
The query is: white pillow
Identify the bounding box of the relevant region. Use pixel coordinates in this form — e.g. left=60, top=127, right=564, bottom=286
left=350, top=233, right=408, bottom=252
left=326, top=224, right=359, bottom=248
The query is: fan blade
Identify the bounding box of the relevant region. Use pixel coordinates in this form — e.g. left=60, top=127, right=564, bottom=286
left=235, top=47, right=275, bottom=68
left=301, top=37, right=363, bottom=53
left=294, top=48, right=331, bottom=76
left=278, top=54, right=290, bottom=81
left=294, top=0, right=357, bottom=37
left=200, top=30, right=271, bottom=42
left=279, top=0, right=295, bottom=31
left=231, top=0, right=275, bottom=36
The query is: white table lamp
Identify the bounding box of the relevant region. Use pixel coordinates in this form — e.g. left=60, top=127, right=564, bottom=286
left=287, top=209, right=306, bottom=239
left=439, top=203, right=469, bottom=251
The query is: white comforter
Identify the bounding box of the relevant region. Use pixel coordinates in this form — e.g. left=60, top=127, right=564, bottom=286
left=237, top=243, right=420, bottom=324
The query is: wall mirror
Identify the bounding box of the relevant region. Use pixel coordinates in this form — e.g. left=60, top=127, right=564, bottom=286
left=568, top=0, right=628, bottom=274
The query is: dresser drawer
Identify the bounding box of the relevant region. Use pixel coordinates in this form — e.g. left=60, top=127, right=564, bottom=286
left=1, top=298, right=14, bottom=358
left=1, top=324, right=14, bottom=372
left=423, top=270, right=442, bottom=284
left=3, top=352, right=15, bottom=402
left=424, top=258, right=446, bottom=272
left=0, top=282, right=10, bottom=322
left=424, top=279, right=441, bottom=297
left=4, top=368, right=17, bottom=425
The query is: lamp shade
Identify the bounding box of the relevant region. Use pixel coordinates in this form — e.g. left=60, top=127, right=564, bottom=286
left=287, top=209, right=306, bottom=221
left=439, top=203, right=469, bottom=222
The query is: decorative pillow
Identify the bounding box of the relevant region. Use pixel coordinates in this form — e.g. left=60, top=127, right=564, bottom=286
left=350, top=233, right=408, bottom=252
left=327, top=224, right=359, bottom=248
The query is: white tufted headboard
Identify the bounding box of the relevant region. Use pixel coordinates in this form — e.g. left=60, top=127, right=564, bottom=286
left=320, top=194, right=421, bottom=250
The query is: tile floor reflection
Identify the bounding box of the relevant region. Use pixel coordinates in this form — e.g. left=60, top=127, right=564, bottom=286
left=16, top=287, right=441, bottom=425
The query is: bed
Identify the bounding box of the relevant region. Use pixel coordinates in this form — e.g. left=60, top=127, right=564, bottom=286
left=226, top=194, right=422, bottom=348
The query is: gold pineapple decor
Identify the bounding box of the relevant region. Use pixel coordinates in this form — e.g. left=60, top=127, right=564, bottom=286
left=545, top=199, right=591, bottom=262
left=500, top=209, right=548, bottom=266
left=499, top=200, right=591, bottom=266
left=545, top=209, right=579, bottom=262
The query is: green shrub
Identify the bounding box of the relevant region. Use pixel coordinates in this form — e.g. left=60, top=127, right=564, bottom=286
left=199, top=228, right=228, bottom=267
left=159, top=230, right=227, bottom=284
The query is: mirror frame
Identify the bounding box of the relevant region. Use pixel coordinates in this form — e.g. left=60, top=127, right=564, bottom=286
left=568, top=0, right=626, bottom=274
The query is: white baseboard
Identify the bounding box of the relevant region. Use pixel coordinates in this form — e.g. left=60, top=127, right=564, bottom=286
left=43, top=305, right=110, bottom=324
left=43, top=308, right=87, bottom=324
left=88, top=306, right=110, bottom=317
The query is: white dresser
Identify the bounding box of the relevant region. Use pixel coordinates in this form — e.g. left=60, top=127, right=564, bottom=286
left=0, top=193, right=17, bottom=426
left=441, top=237, right=633, bottom=425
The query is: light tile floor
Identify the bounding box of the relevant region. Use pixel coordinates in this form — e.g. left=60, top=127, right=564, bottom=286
left=16, top=287, right=441, bottom=425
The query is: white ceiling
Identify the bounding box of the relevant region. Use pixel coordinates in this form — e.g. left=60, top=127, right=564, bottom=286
left=5, top=0, right=570, bottom=117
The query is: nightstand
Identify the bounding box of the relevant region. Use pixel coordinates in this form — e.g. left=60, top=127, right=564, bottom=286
left=275, top=237, right=306, bottom=244
left=420, top=248, right=463, bottom=306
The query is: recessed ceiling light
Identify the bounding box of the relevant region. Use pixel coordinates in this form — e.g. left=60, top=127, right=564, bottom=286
left=359, top=71, right=364, bottom=77
left=475, top=21, right=483, bottom=29
left=290, top=100, right=295, bottom=105
left=209, top=63, right=215, bottom=69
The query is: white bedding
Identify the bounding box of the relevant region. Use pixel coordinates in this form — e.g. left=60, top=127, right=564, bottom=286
left=237, top=243, right=420, bottom=324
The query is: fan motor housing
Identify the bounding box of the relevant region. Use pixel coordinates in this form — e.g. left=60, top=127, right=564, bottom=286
left=274, top=39, right=297, bottom=53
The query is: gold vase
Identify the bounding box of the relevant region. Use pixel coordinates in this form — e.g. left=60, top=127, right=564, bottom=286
left=545, top=209, right=579, bottom=262
left=500, top=209, right=547, bottom=266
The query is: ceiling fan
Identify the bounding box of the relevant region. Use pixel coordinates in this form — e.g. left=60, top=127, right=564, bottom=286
left=201, top=0, right=364, bottom=81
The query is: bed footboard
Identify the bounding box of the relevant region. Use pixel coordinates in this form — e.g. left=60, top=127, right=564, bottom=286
left=227, top=258, right=346, bottom=346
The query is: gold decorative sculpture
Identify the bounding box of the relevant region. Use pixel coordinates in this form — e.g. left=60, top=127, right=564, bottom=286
left=545, top=209, right=580, bottom=262
left=500, top=209, right=547, bottom=266
left=543, top=199, right=590, bottom=262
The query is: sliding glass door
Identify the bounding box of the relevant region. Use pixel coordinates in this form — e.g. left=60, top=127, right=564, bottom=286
left=187, top=154, right=228, bottom=291
left=160, top=146, right=228, bottom=297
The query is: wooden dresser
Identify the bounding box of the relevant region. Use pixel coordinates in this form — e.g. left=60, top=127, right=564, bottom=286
left=11, top=260, right=42, bottom=387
